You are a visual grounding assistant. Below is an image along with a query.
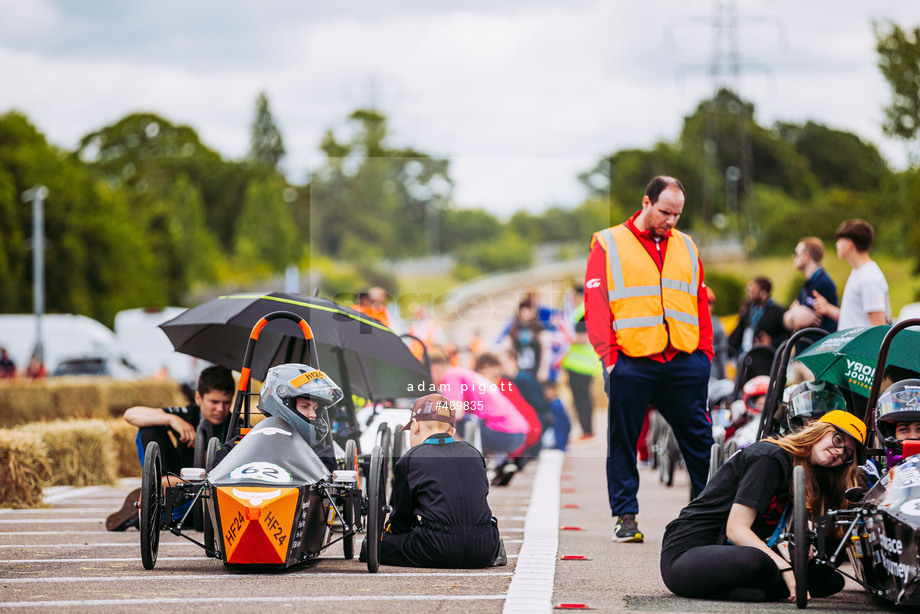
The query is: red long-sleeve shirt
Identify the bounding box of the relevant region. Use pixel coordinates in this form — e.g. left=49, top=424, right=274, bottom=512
left=584, top=210, right=714, bottom=370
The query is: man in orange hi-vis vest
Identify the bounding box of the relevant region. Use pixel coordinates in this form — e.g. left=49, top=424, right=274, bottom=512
left=584, top=176, right=714, bottom=544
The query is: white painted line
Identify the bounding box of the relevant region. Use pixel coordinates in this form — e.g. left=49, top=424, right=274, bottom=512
left=0, top=594, right=507, bottom=607
left=0, top=509, right=113, bottom=514
left=0, top=571, right=514, bottom=583
left=41, top=486, right=112, bottom=505
left=0, top=532, right=109, bottom=536
left=503, top=449, right=563, bottom=614
left=0, top=518, right=105, bottom=524
left=504, top=539, right=524, bottom=543
left=0, top=541, right=191, bottom=550
left=0, top=556, right=204, bottom=563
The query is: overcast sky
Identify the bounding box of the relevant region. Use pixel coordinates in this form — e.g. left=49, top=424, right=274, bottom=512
left=3, top=0, right=920, bottom=217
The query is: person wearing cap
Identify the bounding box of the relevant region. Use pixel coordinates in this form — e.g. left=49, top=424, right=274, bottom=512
left=362, top=393, right=506, bottom=568
left=660, top=410, right=866, bottom=603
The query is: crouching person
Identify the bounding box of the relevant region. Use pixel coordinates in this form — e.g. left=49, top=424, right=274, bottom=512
left=363, top=393, right=507, bottom=568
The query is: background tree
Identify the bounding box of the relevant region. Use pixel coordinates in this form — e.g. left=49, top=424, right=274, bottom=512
left=248, top=92, right=286, bottom=171
left=234, top=175, right=298, bottom=269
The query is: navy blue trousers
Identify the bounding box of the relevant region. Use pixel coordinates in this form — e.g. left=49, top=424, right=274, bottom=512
left=606, top=350, right=713, bottom=516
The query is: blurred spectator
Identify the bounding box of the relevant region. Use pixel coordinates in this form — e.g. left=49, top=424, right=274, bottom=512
left=784, top=237, right=838, bottom=335
left=475, top=352, right=542, bottom=480
left=353, top=286, right=398, bottom=330
left=426, top=350, right=528, bottom=465
left=407, top=304, right=445, bottom=350
left=0, top=347, right=15, bottom=379
left=24, top=353, right=47, bottom=379
left=813, top=219, right=891, bottom=329
left=559, top=285, right=602, bottom=438
left=728, top=277, right=789, bottom=353
left=707, top=287, right=730, bottom=380
left=541, top=380, right=571, bottom=451
left=503, top=298, right=552, bottom=382
left=499, top=350, right=552, bottom=436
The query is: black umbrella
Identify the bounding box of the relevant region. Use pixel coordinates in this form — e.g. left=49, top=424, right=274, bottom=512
left=159, top=292, right=430, bottom=402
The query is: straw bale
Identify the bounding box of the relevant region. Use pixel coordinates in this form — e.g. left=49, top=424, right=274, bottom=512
left=0, top=429, right=51, bottom=508
left=21, top=419, right=118, bottom=487
left=108, top=419, right=141, bottom=477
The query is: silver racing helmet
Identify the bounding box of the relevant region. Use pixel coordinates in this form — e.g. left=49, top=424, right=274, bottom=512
left=259, top=363, right=343, bottom=446
left=788, top=380, right=847, bottom=426
left=876, top=379, right=920, bottom=450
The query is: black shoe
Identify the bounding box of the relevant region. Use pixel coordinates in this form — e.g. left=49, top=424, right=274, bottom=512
left=106, top=488, right=141, bottom=532
left=491, top=461, right=518, bottom=487
left=612, top=514, right=643, bottom=543
left=491, top=540, right=507, bottom=566
left=359, top=538, right=368, bottom=563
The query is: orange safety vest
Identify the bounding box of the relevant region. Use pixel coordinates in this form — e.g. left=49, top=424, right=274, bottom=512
left=593, top=224, right=700, bottom=356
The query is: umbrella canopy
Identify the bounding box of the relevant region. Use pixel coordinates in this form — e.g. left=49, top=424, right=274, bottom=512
left=794, top=325, right=920, bottom=397
left=159, top=292, right=430, bottom=401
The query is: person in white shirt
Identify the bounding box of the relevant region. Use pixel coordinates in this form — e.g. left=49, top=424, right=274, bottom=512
left=813, top=219, right=890, bottom=330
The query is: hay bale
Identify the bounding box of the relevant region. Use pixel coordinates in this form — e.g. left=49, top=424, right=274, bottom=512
left=109, top=419, right=141, bottom=478
left=0, top=429, right=51, bottom=508
left=21, top=419, right=118, bottom=487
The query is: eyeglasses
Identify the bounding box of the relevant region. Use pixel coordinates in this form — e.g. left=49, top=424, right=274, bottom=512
left=831, top=432, right=855, bottom=465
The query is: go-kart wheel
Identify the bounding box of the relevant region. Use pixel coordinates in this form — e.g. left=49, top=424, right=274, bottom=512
left=708, top=442, right=722, bottom=483
left=342, top=438, right=358, bottom=560
left=393, top=425, right=406, bottom=460
left=191, top=427, right=208, bottom=532
left=726, top=439, right=738, bottom=461
left=793, top=464, right=808, bottom=609
left=140, top=441, right=162, bottom=570
left=366, top=444, right=388, bottom=573
left=203, top=437, right=220, bottom=557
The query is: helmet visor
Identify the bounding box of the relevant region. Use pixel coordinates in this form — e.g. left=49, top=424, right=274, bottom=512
left=877, top=389, right=920, bottom=423
left=789, top=388, right=847, bottom=420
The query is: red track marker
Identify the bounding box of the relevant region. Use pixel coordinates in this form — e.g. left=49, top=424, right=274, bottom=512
left=561, top=488, right=576, bottom=494
left=560, top=555, right=589, bottom=560
left=555, top=604, right=591, bottom=610
left=562, top=503, right=580, bottom=509
left=560, top=526, right=583, bottom=531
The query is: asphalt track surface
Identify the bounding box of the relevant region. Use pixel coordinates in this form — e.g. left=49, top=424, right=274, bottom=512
left=0, top=421, right=904, bottom=613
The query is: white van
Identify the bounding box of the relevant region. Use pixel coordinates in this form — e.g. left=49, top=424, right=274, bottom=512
left=114, top=307, right=203, bottom=385
left=0, top=314, right=136, bottom=377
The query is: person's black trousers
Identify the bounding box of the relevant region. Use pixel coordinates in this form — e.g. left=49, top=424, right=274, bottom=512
left=380, top=521, right=501, bottom=568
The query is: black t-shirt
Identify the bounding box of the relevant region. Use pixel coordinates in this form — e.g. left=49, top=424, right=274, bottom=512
left=661, top=441, right=793, bottom=553
left=163, top=402, right=229, bottom=442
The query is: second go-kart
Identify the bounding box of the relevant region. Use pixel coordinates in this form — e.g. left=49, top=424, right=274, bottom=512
left=138, top=310, right=392, bottom=573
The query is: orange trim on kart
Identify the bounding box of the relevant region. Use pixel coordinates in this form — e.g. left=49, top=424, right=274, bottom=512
left=238, top=367, right=251, bottom=392
left=297, top=320, right=314, bottom=341
left=216, top=486, right=299, bottom=565
left=250, top=317, right=269, bottom=340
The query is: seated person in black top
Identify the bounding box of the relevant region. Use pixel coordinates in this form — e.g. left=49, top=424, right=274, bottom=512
left=213, top=363, right=340, bottom=473
left=660, top=410, right=866, bottom=603
left=106, top=365, right=234, bottom=531
left=362, top=393, right=506, bottom=568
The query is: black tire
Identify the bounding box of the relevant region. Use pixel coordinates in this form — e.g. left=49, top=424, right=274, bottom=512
left=793, top=465, right=809, bottom=609
left=366, top=444, right=387, bottom=573
left=342, top=438, right=358, bottom=560
left=378, top=425, right=393, bottom=499
left=726, top=439, right=738, bottom=462
left=393, top=425, right=406, bottom=461
left=204, top=437, right=220, bottom=557
left=192, top=429, right=207, bottom=532
left=140, top=441, right=162, bottom=570
left=708, top=442, right=722, bottom=483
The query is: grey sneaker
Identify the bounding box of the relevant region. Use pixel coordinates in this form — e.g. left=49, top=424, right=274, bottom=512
left=613, top=514, right=644, bottom=542
left=491, top=539, right=507, bottom=566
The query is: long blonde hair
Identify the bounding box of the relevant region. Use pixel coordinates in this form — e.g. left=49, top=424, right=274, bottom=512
left=769, top=421, right=859, bottom=518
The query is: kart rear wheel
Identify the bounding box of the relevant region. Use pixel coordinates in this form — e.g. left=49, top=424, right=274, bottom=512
left=793, top=465, right=808, bottom=609
left=343, top=438, right=358, bottom=560
left=203, top=437, right=220, bottom=557
left=366, top=444, right=387, bottom=573
left=140, top=441, right=162, bottom=570
left=393, top=425, right=406, bottom=460
left=708, top=442, right=722, bottom=483
left=726, top=439, right=738, bottom=461
left=192, top=426, right=208, bottom=532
